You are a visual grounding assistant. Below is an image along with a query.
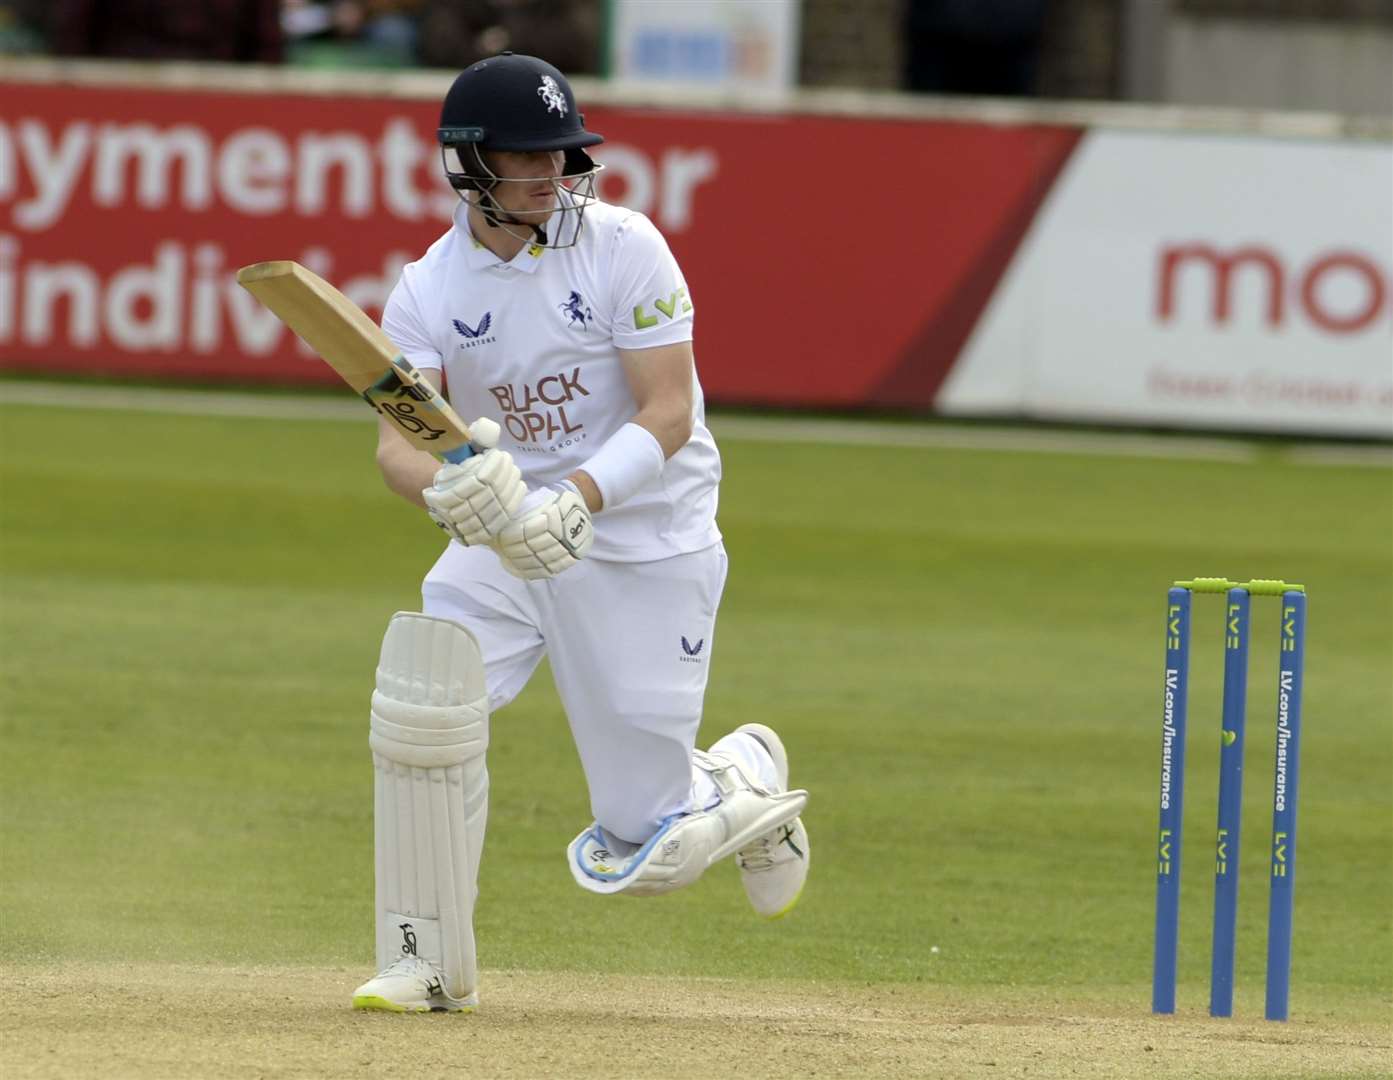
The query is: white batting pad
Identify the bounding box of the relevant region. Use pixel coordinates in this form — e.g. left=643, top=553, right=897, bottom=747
left=567, top=749, right=807, bottom=898
left=370, top=612, right=489, bottom=1003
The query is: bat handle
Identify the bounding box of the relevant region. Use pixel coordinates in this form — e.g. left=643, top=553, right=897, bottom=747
left=449, top=416, right=501, bottom=462
left=440, top=444, right=477, bottom=464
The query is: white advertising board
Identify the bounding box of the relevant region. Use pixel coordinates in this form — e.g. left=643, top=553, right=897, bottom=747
left=941, top=130, right=1392, bottom=437
left=608, top=0, right=801, bottom=92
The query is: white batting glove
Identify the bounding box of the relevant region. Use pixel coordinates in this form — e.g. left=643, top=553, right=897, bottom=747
left=421, top=419, right=526, bottom=546
left=493, top=484, right=594, bottom=580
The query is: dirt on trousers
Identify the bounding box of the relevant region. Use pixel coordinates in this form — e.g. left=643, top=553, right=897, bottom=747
left=2, top=963, right=1389, bottom=1080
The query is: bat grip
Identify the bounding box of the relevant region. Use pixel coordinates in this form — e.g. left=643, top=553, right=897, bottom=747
left=440, top=444, right=477, bottom=464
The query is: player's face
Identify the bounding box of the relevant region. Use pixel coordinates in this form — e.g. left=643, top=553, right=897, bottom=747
left=483, top=150, right=567, bottom=220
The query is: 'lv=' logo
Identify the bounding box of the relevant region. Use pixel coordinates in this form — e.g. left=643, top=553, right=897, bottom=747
left=1226, top=604, right=1242, bottom=648
left=633, top=288, right=692, bottom=329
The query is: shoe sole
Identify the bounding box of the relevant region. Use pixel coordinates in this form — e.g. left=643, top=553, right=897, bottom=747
left=764, top=879, right=806, bottom=920
left=352, top=994, right=476, bottom=1014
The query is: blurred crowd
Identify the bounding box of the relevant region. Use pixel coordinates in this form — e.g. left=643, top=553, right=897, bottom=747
left=5, top=0, right=1379, bottom=107
left=0, top=0, right=601, bottom=72
left=0, top=0, right=1043, bottom=95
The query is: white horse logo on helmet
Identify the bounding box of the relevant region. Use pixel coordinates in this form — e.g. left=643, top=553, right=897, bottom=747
left=537, top=75, right=567, bottom=116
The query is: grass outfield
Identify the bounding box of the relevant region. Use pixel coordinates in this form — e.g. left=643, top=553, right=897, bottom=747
left=1, top=395, right=1390, bottom=1077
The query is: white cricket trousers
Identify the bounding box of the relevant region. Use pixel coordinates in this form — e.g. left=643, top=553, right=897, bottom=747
left=421, top=540, right=731, bottom=844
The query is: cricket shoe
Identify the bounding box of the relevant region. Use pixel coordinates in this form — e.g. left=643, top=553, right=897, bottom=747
left=351, top=955, right=477, bottom=1014
left=732, top=723, right=810, bottom=919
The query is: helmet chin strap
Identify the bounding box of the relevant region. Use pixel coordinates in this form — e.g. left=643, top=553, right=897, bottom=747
left=476, top=193, right=548, bottom=246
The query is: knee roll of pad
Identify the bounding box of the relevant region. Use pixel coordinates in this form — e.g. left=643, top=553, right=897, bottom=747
left=370, top=611, right=489, bottom=767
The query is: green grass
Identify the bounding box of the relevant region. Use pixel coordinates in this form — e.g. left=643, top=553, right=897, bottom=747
left=1, top=405, right=1390, bottom=1021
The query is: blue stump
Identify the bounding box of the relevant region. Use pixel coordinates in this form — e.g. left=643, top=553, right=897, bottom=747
left=1209, top=587, right=1250, bottom=1017
left=1265, top=591, right=1305, bottom=1021
left=1153, top=587, right=1191, bottom=1015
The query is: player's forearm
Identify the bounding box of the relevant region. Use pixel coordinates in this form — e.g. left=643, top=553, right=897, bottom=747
left=377, top=436, right=438, bottom=509
left=567, top=405, right=690, bottom=514
left=632, top=403, right=693, bottom=460
left=566, top=470, right=604, bottom=513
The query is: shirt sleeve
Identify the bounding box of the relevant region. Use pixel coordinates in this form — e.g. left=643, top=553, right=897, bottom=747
left=608, top=212, right=695, bottom=350
left=381, top=269, right=443, bottom=371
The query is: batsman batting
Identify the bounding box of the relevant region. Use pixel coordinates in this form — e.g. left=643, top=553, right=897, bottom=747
left=245, top=51, right=813, bottom=1014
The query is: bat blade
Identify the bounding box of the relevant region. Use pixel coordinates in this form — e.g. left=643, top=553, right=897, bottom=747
left=236, top=260, right=475, bottom=461
left=235, top=260, right=394, bottom=393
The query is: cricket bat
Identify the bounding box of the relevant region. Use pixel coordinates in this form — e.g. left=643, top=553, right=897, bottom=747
left=235, top=260, right=478, bottom=462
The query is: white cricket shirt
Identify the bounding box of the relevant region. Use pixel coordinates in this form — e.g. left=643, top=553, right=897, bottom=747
left=382, top=199, right=721, bottom=562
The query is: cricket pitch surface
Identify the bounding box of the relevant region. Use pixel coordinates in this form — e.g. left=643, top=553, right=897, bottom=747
left=2, top=963, right=1388, bottom=1079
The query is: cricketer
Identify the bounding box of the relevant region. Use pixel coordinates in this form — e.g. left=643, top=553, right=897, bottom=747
left=351, top=52, right=812, bottom=1013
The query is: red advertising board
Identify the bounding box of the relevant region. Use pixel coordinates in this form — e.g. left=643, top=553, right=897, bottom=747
left=0, top=78, right=1080, bottom=408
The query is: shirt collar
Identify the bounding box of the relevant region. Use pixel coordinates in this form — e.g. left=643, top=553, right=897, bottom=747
left=455, top=202, right=547, bottom=274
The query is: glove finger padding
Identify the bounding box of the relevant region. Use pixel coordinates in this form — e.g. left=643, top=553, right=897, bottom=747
left=495, top=488, right=594, bottom=580
left=422, top=449, right=526, bottom=546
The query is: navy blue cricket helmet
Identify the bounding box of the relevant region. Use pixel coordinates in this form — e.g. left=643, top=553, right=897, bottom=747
left=437, top=53, right=603, bottom=246
left=438, top=52, right=603, bottom=166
